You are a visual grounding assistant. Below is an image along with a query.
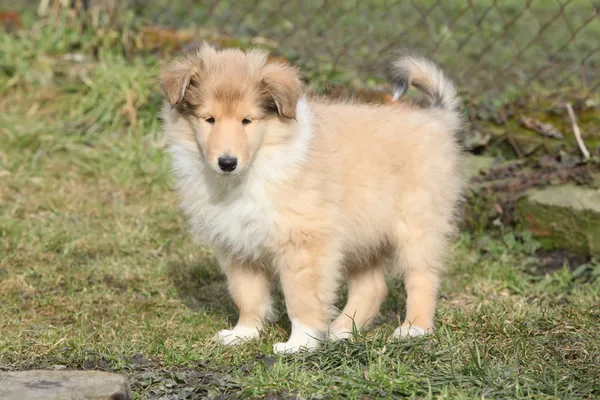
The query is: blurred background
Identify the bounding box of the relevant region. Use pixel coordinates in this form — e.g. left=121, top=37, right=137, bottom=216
left=4, top=0, right=597, bottom=242
left=1, top=1, right=599, bottom=399
left=7, top=1, right=600, bottom=94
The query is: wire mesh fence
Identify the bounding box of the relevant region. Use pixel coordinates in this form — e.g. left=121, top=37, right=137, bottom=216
left=22, top=0, right=600, bottom=97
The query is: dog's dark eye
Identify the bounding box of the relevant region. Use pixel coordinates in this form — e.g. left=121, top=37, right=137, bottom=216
left=205, top=117, right=215, bottom=124
left=242, top=118, right=252, bottom=125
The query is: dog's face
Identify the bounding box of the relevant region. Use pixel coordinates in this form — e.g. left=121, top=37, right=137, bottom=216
left=160, top=45, right=303, bottom=175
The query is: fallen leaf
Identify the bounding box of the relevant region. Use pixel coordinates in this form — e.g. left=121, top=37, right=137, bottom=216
left=354, top=88, right=393, bottom=104
left=266, top=55, right=289, bottom=64
left=0, top=11, right=21, bottom=32
left=464, top=129, right=492, bottom=151
left=520, top=116, right=564, bottom=139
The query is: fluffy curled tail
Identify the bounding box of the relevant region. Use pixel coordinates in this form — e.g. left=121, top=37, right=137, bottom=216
left=387, top=54, right=460, bottom=112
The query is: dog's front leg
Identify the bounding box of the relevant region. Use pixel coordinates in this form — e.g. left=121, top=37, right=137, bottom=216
left=273, top=243, right=341, bottom=354
left=215, top=252, right=273, bottom=345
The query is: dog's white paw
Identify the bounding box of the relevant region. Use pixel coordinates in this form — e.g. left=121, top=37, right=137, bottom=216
left=392, top=325, right=428, bottom=339
left=328, top=329, right=353, bottom=341
left=273, top=319, right=323, bottom=354
left=215, top=325, right=260, bottom=345
left=273, top=338, right=319, bottom=354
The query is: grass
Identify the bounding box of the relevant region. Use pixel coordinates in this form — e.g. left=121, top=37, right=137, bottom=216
left=1, top=7, right=600, bottom=400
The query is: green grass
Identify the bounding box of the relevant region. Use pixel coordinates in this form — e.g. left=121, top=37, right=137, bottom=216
left=1, top=9, right=599, bottom=400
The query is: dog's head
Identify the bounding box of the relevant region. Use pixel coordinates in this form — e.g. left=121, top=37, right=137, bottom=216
left=160, top=44, right=303, bottom=175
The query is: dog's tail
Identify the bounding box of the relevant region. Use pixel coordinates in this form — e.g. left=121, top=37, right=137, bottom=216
left=386, top=54, right=460, bottom=112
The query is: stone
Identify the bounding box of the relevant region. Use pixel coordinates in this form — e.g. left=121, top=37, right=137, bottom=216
left=464, top=155, right=498, bottom=180
left=518, top=184, right=600, bottom=256
left=0, top=370, right=131, bottom=400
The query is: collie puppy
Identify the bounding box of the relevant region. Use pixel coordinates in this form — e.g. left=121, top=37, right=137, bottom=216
left=160, top=44, right=464, bottom=354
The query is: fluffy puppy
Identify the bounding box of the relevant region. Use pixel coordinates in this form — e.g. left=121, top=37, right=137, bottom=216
left=160, top=44, right=464, bottom=354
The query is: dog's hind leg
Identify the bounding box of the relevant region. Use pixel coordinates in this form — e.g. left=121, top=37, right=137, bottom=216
left=215, top=255, right=273, bottom=345
left=329, top=265, right=387, bottom=340
left=392, top=230, right=446, bottom=339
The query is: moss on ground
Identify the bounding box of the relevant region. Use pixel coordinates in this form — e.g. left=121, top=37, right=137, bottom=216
left=518, top=185, right=600, bottom=256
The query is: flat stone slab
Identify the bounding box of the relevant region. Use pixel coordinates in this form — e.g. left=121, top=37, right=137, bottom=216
left=527, top=185, right=600, bottom=213
left=518, top=184, right=600, bottom=255
left=0, top=370, right=131, bottom=400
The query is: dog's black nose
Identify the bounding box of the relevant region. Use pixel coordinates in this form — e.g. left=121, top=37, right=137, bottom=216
left=218, top=156, right=238, bottom=172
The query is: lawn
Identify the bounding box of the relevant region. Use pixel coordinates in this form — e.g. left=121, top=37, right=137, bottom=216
left=1, top=4, right=599, bottom=400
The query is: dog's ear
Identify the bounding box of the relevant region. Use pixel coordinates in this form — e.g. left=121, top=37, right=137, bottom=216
left=160, top=44, right=216, bottom=106
left=260, top=62, right=303, bottom=120
left=160, top=61, right=194, bottom=106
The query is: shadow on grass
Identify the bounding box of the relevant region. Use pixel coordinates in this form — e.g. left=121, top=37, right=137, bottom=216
left=166, top=256, right=237, bottom=321
left=167, top=251, right=408, bottom=334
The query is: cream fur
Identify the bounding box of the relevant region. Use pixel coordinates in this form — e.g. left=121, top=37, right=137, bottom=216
left=160, top=45, right=465, bottom=353
left=273, top=319, right=323, bottom=354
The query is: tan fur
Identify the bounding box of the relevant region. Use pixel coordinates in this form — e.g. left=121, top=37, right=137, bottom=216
left=331, top=265, right=388, bottom=338
left=260, top=62, right=303, bottom=119
left=160, top=44, right=465, bottom=351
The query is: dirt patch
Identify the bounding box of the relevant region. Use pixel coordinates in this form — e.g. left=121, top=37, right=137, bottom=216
left=8, top=354, right=246, bottom=399
left=129, top=368, right=240, bottom=400
left=463, top=153, right=599, bottom=237
left=532, top=249, right=597, bottom=283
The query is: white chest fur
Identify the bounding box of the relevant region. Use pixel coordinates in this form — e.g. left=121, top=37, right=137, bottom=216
left=169, top=146, right=276, bottom=260
left=164, top=99, right=312, bottom=262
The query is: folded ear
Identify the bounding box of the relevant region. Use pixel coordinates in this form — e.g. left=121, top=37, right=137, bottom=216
left=160, top=44, right=216, bottom=106
left=160, top=60, right=194, bottom=106
left=260, top=62, right=303, bottom=119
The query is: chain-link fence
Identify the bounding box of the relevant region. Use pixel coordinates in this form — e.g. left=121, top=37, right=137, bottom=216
left=20, top=0, right=600, bottom=97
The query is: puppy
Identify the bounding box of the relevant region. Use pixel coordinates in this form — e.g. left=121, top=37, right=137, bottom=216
left=160, top=44, right=464, bottom=354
